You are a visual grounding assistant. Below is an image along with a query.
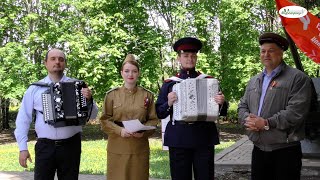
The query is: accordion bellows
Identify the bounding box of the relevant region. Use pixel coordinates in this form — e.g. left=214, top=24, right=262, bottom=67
left=172, top=78, right=219, bottom=122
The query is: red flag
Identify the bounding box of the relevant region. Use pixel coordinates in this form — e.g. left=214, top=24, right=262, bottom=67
left=275, top=0, right=320, bottom=63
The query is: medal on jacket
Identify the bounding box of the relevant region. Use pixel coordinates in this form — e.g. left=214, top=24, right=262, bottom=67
left=270, top=81, right=277, bottom=90
left=144, top=97, right=149, bottom=109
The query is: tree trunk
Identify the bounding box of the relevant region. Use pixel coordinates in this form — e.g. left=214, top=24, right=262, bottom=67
left=0, top=98, right=2, bottom=130
left=1, top=98, right=10, bottom=130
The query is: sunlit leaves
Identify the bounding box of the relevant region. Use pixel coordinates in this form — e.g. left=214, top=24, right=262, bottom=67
left=0, top=0, right=319, bottom=103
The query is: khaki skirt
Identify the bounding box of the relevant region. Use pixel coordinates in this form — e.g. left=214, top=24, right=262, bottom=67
left=107, top=151, right=149, bottom=180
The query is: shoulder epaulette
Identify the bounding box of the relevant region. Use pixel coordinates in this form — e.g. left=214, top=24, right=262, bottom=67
left=106, top=87, right=119, bottom=94
left=139, top=86, right=155, bottom=95
left=164, top=72, right=182, bottom=83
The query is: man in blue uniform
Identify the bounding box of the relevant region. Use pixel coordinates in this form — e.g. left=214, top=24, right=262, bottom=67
left=156, top=37, right=228, bottom=180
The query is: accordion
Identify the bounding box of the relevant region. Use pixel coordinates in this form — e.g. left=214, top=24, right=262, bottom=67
left=172, top=78, right=219, bottom=122
left=39, top=81, right=89, bottom=127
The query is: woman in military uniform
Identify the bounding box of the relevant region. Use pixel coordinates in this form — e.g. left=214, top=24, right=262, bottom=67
left=100, top=54, right=159, bottom=180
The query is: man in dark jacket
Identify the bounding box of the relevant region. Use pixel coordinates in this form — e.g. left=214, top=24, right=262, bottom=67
left=238, top=32, right=312, bottom=180
left=156, top=37, right=228, bottom=180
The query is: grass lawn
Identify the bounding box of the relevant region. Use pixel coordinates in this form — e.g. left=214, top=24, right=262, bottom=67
left=0, top=122, right=239, bottom=179
left=0, top=139, right=235, bottom=179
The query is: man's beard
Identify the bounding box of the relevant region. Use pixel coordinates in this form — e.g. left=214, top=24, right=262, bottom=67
left=52, top=69, right=64, bottom=76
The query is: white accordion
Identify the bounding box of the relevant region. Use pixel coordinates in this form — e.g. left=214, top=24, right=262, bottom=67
left=172, top=78, right=219, bottom=122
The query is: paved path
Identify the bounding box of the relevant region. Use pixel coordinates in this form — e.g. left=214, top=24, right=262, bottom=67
left=215, top=136, right=320, bottom=179
left=0, top=171, right=167, bottom=180
left=0, top=171, right=104, bottom=180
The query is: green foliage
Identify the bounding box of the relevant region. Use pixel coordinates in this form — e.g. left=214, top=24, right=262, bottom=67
left=0, top=0, right=319, bottom=105
left=225, top=101, right=239, bottom=123
left=1, top=0, right=166, bottom=102
left=1, top=1, right=318, bottom=177
left=218, top=0, right=269, bottom=100
left=0, top=43, right=38, bottom=99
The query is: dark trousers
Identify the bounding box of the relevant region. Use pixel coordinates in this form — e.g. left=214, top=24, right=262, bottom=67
left=34, top=133, right=81, bottom=180
left=251, top=144, right=302, bottom=180
left=168, top=146, right=215, bottom=180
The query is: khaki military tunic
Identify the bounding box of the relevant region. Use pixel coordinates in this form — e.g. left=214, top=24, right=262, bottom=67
left=100, top=85, right=159, bottom=180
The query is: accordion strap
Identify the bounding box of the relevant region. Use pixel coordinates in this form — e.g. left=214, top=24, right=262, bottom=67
left=30, top=82, right=51, bottom=87
left=167, top=76, right=183, bottom=82
left=196, top=74, right=210, bottom=79
left=30, top=78, right=79, bottom=87
left=29, top=82, right=50, bottom=126
left=167, top=73, right=210, bottom=82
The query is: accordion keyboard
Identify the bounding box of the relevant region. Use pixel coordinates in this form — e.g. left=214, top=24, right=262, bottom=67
left=41, top=81, right=89, bottom=127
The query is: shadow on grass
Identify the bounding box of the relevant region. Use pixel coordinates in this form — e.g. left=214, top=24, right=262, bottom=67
left=1, top=119, right=243, bottom=144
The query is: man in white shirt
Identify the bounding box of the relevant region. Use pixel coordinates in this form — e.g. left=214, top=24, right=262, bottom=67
left=14, top=48, right=98, bottom=180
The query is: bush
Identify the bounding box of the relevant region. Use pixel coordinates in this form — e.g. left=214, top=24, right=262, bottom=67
left=9, top=111, right=18, bottom=122
left=225, top=101, right=239, bottom=124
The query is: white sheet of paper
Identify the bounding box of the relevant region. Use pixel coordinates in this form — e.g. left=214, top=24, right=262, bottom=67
left=122, top=119, right=156, bottom=133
